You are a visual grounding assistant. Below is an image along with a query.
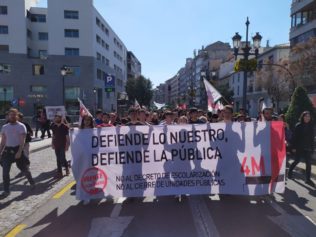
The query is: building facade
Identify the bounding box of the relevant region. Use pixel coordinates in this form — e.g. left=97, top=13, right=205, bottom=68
left=127, top=51, right=141, bottom=79
left=290, top=0, right=316, bottom=46
left=0, top=0, right=134, bottom=116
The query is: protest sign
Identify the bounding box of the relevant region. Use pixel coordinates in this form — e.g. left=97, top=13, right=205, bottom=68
left=45, top=106, right=66, bottom=120
left=70, top=122, right=286, bottom=200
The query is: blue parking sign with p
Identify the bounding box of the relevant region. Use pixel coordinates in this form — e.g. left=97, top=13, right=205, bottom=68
left=104, top=74, right=115, bottom=92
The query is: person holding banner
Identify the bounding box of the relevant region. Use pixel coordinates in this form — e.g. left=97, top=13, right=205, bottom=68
left=51, top=114, right=70, bottom=178
left=80, top=115, right=94, bottom=129
left=188, top=108, right=203, bottom=124
left=126, top=107, right=144, bottom=126
left=223, top=105, right=234, bottom=123
left=288, top=111, right=315, bottom=187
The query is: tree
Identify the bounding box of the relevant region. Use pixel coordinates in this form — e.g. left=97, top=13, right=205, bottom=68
left=125, top=75, right=153, bottom=107
left=290, top=37, right=316, bottom=88
left=285, top=86, right=315, bottom=130
left=255, top=58, right=293, bottom=112
left=217, top=84, right=234, bottom=104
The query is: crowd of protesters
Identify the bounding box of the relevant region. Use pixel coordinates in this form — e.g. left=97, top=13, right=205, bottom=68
left=0, top=104, right=315, bottom=198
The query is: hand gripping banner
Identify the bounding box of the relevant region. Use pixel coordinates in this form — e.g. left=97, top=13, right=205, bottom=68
left=70, top=122, right=286, bottom=200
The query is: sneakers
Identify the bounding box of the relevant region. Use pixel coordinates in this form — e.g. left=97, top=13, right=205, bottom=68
left=305, top=179, right=315, bottom=187
left=54, top=172, right=63, bottom=179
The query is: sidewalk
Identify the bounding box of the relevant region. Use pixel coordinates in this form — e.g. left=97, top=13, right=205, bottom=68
left=29, top=137, right=52, bottom=153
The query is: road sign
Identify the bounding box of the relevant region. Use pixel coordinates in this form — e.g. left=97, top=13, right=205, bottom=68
left=11, top=98, right=18, bottom=106
left=104, top=74, right=115, bottom=92
left=18, top=98, right=26, bottom=107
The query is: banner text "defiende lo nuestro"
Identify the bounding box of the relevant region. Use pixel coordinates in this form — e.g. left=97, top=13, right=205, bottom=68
left=91, top=128, right=227, bottom=166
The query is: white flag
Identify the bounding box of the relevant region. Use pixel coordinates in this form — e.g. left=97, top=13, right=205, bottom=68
left=78, top=98, right=93, bottom=125
left=153, top=102, right=165, bottom=110
left=217, top=100, right=224, bottom=110
left=203, top=79, right=222, bottom=111
left=134, top=99, right=140, bottom=108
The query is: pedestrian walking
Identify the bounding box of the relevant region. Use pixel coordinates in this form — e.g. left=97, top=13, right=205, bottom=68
left=0, top=108, right=35, bottom=197
left=51, top=114, right=70, bottom=178
left=17, top=113, right=33, bottom=159
left=288, top=111, right=315, bottom=187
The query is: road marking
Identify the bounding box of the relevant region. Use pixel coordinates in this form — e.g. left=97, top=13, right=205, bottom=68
left=110, top=197, right=126, bottom=218
left=189, top=196, right=220, bottom=237
left=52, top=181, right=76, bottom=199
left=5, top=224, right=27, bottom=237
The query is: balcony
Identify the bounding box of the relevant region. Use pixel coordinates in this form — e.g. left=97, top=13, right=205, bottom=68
left=291, top=0, right=314, bottom=14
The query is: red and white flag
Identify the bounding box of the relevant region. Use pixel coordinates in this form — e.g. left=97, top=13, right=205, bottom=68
left=134, top=99, right=140, bottom=108
left=203, top=79, right=222, bottom=112
left=78, top=98, right=93, bottom=125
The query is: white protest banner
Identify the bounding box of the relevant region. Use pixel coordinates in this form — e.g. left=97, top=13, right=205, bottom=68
left=70, top=122, right=286, bottom=200
left=45, top=106, right=66, bottom=120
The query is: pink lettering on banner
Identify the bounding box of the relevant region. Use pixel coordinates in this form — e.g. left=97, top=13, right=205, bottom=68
left=81, top=167, right=108, bottom=195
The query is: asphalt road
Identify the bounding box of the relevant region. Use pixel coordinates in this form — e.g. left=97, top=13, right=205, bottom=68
left=1, top=147, right=316, bottom=237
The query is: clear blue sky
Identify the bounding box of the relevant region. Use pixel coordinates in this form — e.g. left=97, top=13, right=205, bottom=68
left=37, top=0, right=291, bottom=87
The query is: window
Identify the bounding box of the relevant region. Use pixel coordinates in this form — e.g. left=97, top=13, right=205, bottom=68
left=64, top=10, right=79, bottom=19
left=0, top=6, right=7, bottom=15
left=38, top=32, right=48, bottom=40
left=237, top=86, right=239, bottom=96
left=102, top=56, right=105, bottom=63
left=96, top=35, right=101, bottom=44
left=96, top=52, right=101, bottom=61
left=30, top=86, right=46, bottom=93
left=0, top=87, right=13, bottom=101
left=106, top=92, right=110, bottom=98
left=65, top=29, right=79, bottom=38
left=0, top=45, right=9, bottom=52
left=97, top=69, right=102, bottom=80
left=65, top=48, right=79, bottom=56
left=0, top=63, right=11, bottom=73
left=106, top=59, right=110, bottom=66
left=296, top=12, right=302, bottom=26
left=65, top=87, right=80, bottom=100
left=96, top=17, right=101, bottom=27
left=105, top=43, right=109, bottom=50
left=31, top=14, right=46, bottom=22
left=32, top=64, right=44, bottom=75
left=63, top=66, right=81, bottom=76
left=27, top=29, right=32, bottom=39
left=39, top=50, right=48, bottom=59
left=0, top=25, right=8, bottom=34
left=105, top=28, right=109, bottom=36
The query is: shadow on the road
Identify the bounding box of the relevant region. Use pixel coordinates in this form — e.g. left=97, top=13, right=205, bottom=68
left=28, top=201, right=115, bottom=237
left=0, top=170, right=60, bottom=209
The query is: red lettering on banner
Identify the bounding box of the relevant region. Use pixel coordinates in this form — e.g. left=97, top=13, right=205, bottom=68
left=81, top=167, right=108, bottom=195
left=241, top=156, right=266, bottom=176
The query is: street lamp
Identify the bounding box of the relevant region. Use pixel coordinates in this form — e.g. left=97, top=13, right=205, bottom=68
left=232, top=17, right=262, bottom=111
left=60, top=66, right=67, bottom=106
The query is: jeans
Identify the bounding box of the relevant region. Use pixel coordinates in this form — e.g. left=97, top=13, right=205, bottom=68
left=55, top=148, right=68, bottom=173
left=289, top=150, right=312, bottom=181
left=1, top=147, right=34, bottom=193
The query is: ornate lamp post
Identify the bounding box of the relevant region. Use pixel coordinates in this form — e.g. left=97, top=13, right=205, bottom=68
left=232, top=17, right=262, bottom=110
